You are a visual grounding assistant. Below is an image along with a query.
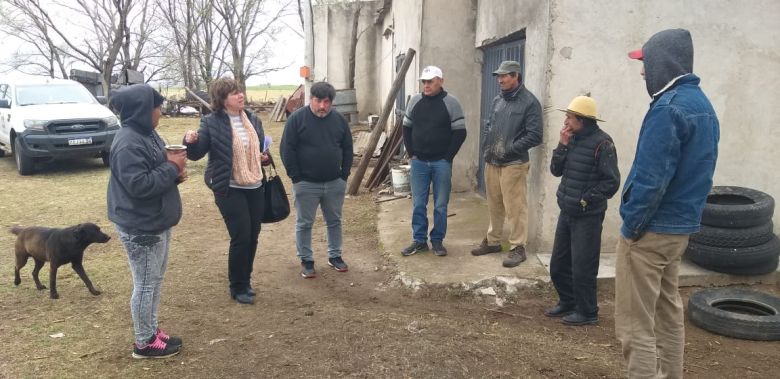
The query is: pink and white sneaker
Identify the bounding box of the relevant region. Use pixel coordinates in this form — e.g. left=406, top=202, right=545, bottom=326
left=155, top=328, right=182, bottom=347
left=132, top=334, right=180, bottom=359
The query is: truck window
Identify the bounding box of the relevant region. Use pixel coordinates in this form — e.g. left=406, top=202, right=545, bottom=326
left=15, top=84, right=95, bottom=106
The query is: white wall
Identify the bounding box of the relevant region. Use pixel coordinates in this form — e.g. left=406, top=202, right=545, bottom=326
left=544, top=0, right=780, bottom=252
left=312, top=1, right=381, bottom=118
left=378, top=0, right=480, bottom=191
left=314, top=0, right=780, bottom=252
left=419, top=0, right=481, bottom=191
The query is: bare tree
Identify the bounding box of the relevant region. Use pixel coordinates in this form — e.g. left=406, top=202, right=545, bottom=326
left=195, top=0, right=230, bottom=86
left=347, top=3, right=361, bottom=89
left=121, top=0, right=159, bottom=71
left=212, top=0, right=293, bottom=89
left=0, top=0, right=70, bottom=78
left=157, top=0, right=198, bottom=88
left=23, top=0, right=131, bottom=97
left=158, top=0, right=232, bottom=89
left=296, top=0, right=304, bottom=30
left=2, top=0, right=298, bottom=93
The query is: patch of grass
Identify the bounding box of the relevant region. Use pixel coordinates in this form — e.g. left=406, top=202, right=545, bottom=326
left=0, top=114, right=289, bottom=378
left=159, top=85, right=299, bottom=104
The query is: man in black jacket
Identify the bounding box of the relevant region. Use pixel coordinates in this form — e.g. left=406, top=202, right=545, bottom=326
left=400, top=65, right=466, bottom=257
left=471, top=60, right=543, bottom=268
left=545, top=96, right=620, bottom=326
left=281, top=82, right=353, bottom=279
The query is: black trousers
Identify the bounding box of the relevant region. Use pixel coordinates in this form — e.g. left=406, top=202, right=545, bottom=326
left=214, top=186, right=265, bottom=293
left=549, top=211, right=605, bottom=317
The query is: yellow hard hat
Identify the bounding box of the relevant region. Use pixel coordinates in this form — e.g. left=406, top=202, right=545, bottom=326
left=558, top=96, right=604, bottom=122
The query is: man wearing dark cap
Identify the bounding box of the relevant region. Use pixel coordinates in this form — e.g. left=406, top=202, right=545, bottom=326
left=471, top=60, right=543, bottom=268
left=546, top=96, right=620, bottom=326
left=615, top=29, right=719, bottom=378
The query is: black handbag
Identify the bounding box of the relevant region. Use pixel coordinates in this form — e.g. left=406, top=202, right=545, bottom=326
left=261, top=154, right=290, bottom=223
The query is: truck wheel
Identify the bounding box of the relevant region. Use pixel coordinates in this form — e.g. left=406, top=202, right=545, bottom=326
left=13, top=138, right=34, bottom=175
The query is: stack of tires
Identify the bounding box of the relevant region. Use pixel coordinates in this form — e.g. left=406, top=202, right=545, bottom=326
left=685, top=186, right=780, bottom=275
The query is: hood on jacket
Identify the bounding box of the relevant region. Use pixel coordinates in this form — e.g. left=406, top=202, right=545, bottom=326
left=109, top=84, right=164, bottom=133
left=641, top=28, right=694, bottom=97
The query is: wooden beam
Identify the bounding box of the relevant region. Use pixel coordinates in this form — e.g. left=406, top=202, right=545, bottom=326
left=184, top=87, right=212, bottom=111
left=347, top=48, right=415, bottom=195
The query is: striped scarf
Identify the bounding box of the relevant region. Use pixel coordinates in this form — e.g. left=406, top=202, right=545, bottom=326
left=231, top=112, right=263, bottom=185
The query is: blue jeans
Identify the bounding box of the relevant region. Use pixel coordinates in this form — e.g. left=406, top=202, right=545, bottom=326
left=293, top=179, right=346, bottom=262
left=116, top=225, right=171, bottom=346
left=410, top=158, right=452, bottom=243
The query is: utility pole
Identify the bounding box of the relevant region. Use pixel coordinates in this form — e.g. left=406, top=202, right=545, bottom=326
left=303, top=0, right=314, bottom=106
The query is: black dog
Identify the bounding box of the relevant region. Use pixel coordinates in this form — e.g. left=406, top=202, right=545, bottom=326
left=12, top=223, right=111, bottom=299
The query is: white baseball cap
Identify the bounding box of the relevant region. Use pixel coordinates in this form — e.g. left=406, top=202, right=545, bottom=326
left=419, top=66, right=443, bottom=80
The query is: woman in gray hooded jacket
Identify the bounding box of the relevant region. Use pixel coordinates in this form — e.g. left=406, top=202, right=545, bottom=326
left=107, top=84, right=186, bottom=359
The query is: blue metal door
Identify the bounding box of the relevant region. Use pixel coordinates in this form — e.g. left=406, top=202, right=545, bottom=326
left=477, top=38, right=525, bottom=195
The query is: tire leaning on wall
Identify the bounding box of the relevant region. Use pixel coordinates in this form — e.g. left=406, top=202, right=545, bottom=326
left=688, top=288, right=780, bottom=341
left=685, top=236, right=780, bottom=275
left=701, top=186, right=775, bottom=228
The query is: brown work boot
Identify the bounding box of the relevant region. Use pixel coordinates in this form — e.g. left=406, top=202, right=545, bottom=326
left=471, top=238, right=502, bottom=256
left=502, top=245, right=527, bottom=267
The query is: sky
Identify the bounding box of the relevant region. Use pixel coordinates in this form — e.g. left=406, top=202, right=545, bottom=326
left=0, top=1, right=305, bottom=86
left=255, top=29, right=305, bottom=86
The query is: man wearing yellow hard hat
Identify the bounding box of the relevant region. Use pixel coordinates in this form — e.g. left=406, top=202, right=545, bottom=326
left=545, top=96, right=620, bottom=326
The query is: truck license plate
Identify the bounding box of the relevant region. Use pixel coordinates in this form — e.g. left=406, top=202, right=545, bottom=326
left=68, top=137, right=93, bottom=146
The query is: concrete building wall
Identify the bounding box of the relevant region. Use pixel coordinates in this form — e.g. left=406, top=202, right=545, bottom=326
left=312, top=1, right=381, bottom=118
left=419, top=0, right=481, bottom=191
left=375, top=0, right=479, bottom=191
left=392, top=0, right=424, bottom=98
left=376, top=0, right=423, bottom=126
left=313, top=0, right=780, bottom=253
left=542, top=0, right=780, bottom=253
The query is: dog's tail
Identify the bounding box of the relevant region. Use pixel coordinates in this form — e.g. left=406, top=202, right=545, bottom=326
left=9, top=226, right=23, bottom=235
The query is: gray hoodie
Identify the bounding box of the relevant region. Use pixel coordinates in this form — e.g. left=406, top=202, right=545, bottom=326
left=107, top=84, right=182, bottom=234
left=641, top=28, right=694, bottom=97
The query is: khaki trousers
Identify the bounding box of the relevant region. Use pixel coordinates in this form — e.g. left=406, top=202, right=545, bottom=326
left=614, top=232, right=690, bottom=379
left=484, top=162, right=529, bottom=248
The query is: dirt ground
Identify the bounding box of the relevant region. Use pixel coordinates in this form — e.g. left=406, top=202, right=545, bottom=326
left=1, top=115, right=778, bottom=378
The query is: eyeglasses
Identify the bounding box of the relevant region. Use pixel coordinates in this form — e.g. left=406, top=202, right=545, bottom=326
left=421, top=79, right=434, bottom=84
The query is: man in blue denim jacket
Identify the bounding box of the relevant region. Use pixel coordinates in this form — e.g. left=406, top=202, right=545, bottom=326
left=614, top=29, right=719, bottom=379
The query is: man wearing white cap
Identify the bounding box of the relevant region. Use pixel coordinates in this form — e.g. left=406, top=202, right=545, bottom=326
left=471, top=60, right=543, bottom=268
left=545, top=96, right=620, bottom=326
left=400, top=65, right=466, bottom=257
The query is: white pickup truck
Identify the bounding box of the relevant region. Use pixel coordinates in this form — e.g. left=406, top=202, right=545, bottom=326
left=0, top=77, right=119, bottom=175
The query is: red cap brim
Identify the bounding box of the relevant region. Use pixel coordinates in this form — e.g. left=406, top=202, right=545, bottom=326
left=628, top=49, right=643, bottom=60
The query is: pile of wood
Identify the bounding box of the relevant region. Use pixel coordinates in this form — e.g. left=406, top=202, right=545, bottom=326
left=269, top=84, right=305, bottom=122
left=364, top=114, right=405, bottom=191
left=269, top=96, right=288, bottom=121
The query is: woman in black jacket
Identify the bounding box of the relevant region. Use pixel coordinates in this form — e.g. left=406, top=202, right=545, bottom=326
left=184, top=78, right=268, bottom=305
